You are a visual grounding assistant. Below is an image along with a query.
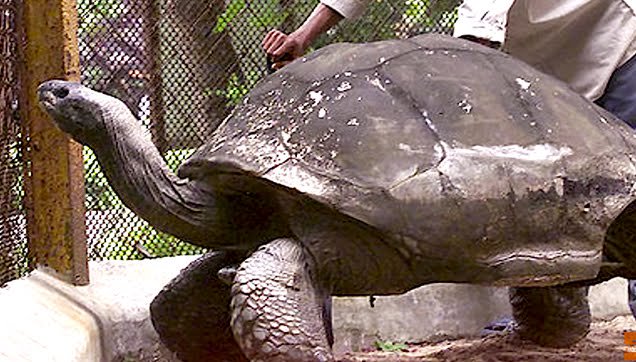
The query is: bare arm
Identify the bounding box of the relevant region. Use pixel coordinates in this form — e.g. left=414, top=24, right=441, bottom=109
left=262, top=3, right=344, bottom=69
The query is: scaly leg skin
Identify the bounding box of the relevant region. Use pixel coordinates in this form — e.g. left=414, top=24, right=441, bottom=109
left=231, top=238, right=334, bottom=362
left=510, top=285, right=590, bottom=347
left=150, top=251, right=248, bottom=362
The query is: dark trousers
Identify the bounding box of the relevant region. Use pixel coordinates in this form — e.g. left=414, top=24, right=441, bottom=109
left=596, top=53, right=636, bottom=125
left=595, top=53, right=636, bottom=318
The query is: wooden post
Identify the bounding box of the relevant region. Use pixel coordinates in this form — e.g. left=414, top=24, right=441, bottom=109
left=18, top=0, right=88, bottom=285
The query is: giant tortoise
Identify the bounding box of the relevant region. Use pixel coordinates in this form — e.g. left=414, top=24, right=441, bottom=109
left=38, top=34, right=636, bottom=361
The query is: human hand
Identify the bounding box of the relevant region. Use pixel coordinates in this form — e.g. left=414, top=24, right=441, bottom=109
left=262, top=29, right=307, bottom=70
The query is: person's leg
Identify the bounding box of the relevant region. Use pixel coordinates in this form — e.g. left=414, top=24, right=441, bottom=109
left=630, top=280, right=636, bottom=317
left=595, top=53, right=636, bottom=319
left=595, top=54, right=636, bottom=126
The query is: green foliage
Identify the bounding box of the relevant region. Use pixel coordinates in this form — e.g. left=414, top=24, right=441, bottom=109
left=213, top=71, right=261, bottom=107
left=98, top=219, right=206, bottom=260
left=84, top=146, right=203, bottom=259
left=163, top=148, right=195, bottom=173
left=84, top=147, right=194, bottom=211
left=77, top=0, right=122, bottom=37
left=215, top=0, right=290, bottom=33
left=315, top=0, right=459, bottom=47
left=374, top=340, right=409, bottom=352
left=84, top=147, right=123, bottom=211
left=6, top=141, right=23, bottom=210
left=214, top=0, right=246, bottom=33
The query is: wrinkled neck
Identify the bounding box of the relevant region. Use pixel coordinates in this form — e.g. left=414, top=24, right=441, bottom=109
left=91, top=108, right=213, bottom=244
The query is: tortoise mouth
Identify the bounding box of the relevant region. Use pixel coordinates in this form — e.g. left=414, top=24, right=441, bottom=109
left=37, top=80, right=74, bottom=112
left=38, top=89, right=58, bottom=113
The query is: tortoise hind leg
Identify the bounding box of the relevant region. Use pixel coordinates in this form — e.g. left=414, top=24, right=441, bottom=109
left=510, top=285, right=590, bottom=347
left=150, top=251, right=248, bottom=362
left=231, top=238, right=334, bottom=361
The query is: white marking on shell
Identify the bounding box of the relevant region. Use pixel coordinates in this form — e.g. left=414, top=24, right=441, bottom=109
left=264, top=162, right=333, bottom=196
left=458, top=99, right=472, bottom=114
left=398, top=143, right=427, bottom=154
left=369, top=77, right=386, bottom=92
left=516, top=77, right=531, bottom=90
left=433, top=143, right=445, bottom=159
left=309, top=91, right=324, bottom=106
left=484, top=249, right=600, bottom=267
left=554, top=177, right=564, bottom=197
left=451, top=143, right=572, bottom=162
left=337, top=81, right=352, bottom=92
left=281, top=130, right=291, bottom=143
left=423, top=112, right=438, bottom=132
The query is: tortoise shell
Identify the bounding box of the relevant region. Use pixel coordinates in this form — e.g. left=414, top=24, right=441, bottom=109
left=180, top=34, right=636, bottom=289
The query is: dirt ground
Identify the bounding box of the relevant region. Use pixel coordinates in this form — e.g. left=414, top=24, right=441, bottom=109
left=339, top=316, right=636, bottom=362
left=129, top=315, right=636, bottom=361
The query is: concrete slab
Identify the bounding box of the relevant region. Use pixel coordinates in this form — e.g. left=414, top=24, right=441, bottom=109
left=332, top=278, right=631, bottom=352
left=0, top=256, right=631, bottom=360
left=0, top=256, right=197, bottom=361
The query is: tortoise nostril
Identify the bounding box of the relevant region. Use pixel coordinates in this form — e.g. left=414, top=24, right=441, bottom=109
left=52, top=86, right=69, bottom=99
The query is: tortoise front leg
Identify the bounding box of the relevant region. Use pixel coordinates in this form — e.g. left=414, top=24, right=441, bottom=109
left=510, top=285, right=590, bottom=347
left=231, top=238, right=334, bottom=361
left=150, top=251, right=248, bottom=362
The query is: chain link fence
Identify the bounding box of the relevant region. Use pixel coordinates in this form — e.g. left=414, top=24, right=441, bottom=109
left=0, top=0, right=28, bottom=286
left=0, top=0, right=460, bottom=284
left=74, top=0, right=460, bottom=260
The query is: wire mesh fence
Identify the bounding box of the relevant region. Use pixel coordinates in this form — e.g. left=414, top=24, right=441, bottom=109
left=0, top=0, right=28, bottom=286
left=76, top=0, right=460, bottom=260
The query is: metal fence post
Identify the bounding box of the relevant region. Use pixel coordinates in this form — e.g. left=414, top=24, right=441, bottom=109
left=19, top=0, right=89, bottom=285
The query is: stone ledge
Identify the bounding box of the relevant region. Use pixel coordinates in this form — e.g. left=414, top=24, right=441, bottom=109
left=0, top=256, right=630, bottom=360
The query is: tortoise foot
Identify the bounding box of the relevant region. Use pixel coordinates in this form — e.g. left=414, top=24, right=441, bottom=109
left=231, top=238, right=334, bottom=361
left=510, top=285, right=590, bottom=347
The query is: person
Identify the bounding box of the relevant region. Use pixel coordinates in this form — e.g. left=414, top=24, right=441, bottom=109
left=262, top=2, right=345, bottom=70
left=504, top=1, right=636, bottom=126
left=452, top=0, right=514, bottom=49
left=263, top=0, right=636, bottom=317
left=505, top=0, right=636, bottom=320
left=262, top=0, right=514, bottom=67
left=264, top=0, right=636, bottom=124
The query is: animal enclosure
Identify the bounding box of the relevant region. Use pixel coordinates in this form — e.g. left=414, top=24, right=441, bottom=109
left=0, top=0, right=459, bottom=286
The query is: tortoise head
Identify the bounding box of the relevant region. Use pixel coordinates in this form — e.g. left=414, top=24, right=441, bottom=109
left=38, top=80, right=132, bottom=147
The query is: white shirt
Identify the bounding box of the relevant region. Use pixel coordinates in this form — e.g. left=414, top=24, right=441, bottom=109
left=321, top=0, right=368, bottom=19
left=453, top=0, right=514, bottom=43
left=503, top=0, right=636, bottom=100
left=322, top=0, right=636, bottom=100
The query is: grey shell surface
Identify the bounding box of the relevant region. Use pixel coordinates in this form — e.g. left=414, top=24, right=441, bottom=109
left=181, top=34, right=636, bottom=285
